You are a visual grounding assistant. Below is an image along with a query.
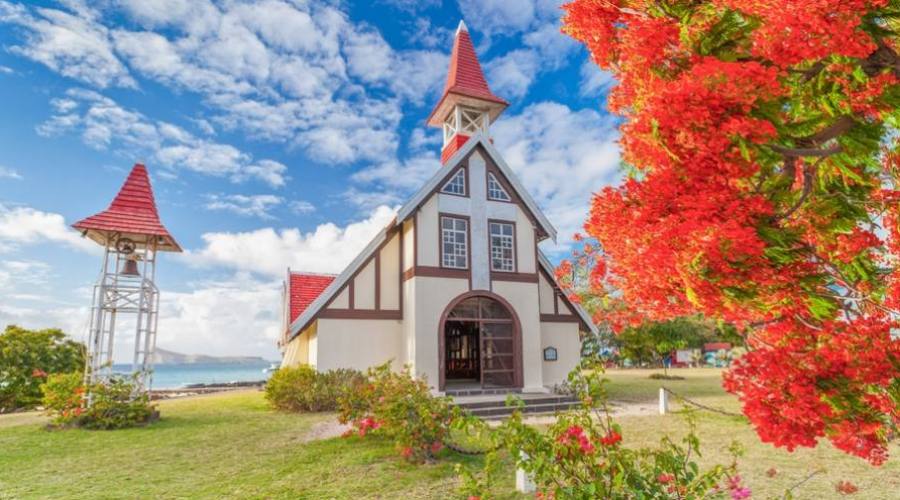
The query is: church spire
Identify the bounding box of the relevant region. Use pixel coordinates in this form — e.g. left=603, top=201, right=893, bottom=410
left=427, top=21, right=508, bottom=164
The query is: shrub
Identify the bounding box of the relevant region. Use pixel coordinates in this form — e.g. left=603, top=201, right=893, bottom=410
left=338, top=363, right=463, bottom=462
left=0, top=325, right=85, bottom=413
left=41, top=372, right=84, bottom=420
left=41, top=373, right=156, bottom=429
left=265, top=365, right=364, bottom=412
left=460, top=358, right=745, bottom=499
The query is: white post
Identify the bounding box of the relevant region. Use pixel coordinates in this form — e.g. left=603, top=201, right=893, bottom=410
left=659, top=387, right=669, bottom=415
left=515, top=451, right=536, bottom=494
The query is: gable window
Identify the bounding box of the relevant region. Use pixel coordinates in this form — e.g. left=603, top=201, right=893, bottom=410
left=489, top=222, right=515, bottom=272
left=487, top=172, right=511, bottom=201
left=441, top=216, right=469, bottom=269
left=441, top=169, right=466, bottom=196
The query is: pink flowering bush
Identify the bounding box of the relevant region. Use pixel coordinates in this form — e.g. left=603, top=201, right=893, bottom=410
left=462, top=358, right=747, bottom=499
left=337, top=362, right=464, bottom=463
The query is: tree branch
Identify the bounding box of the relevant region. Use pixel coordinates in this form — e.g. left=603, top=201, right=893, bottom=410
left=803, top=116, right=856, bottom=146
left=770, top=144, right=842, bottom=157
left=773, top=156, right=826, bottom=221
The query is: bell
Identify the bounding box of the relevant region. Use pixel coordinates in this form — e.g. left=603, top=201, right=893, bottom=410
left=120, top=259, right=140, bottom=277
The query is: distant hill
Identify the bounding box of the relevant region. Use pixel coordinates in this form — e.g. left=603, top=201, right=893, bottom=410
left=151, top=348, right=271, bottom=365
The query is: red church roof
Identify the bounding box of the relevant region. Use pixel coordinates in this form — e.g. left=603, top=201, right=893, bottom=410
left=427, top=21, right=508, bottom=126
left=72, top=163, right=181, bottom=252
left=288, top=272, right=336, bottom=325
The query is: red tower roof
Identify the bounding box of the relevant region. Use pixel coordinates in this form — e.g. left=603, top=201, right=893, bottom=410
left=72, top=163, right=181, bottom=252
left=288, top=272, right=336, bottom=325
left=427, top=21, right=508, bottom=126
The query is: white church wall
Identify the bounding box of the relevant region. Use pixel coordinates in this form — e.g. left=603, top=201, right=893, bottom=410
left=417, top=196, right=439, bottom=267
left=402, top=219, right=414, bottom=272
left=438, top=191, right=471, bottom=215
left=557, top=296, right=573, bottom=316
left=540, top=322, right=582, bottom=386
left=467, top=151, right=490, bottom=290
left=485, top=200, right=517, bottom=220
left=353, top=259, right=376, bottom=310
left=329, top=287, right=350, bottom=309
left=538, top=272, right=556, bottom=315
left=490, top=280, right=544, bottom=391
left=412, top=276, right=469, bottom=387
left=515, top=210, right=536, bottom=274
left=401, top=278, right=417, bottom=373
left=380, top=232, right=400, bottom=310
left=315, top=319, right=402, bottom=372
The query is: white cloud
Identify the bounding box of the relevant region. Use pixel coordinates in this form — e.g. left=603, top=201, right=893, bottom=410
left=486, top=21, right=579, bottom=99
left=0, top=0, right=134, bottom=88
left=381, top=0, right=442, bottom=12
left=457, top=0, right=540, bottom=37
left=0, top=65, right=13, bottom=74
left=289, top=200, right=315, bottom=215
left=0, top=0, right=449, bottom=166
left=204, top=194, right=284, bottom=220
left=0, top=302, right=89, bottom=341
left=155, top=274, right=282, bottom=360
left=0, top=166, right=22, bottom=180
left=342, top=188, right=404, bottom=212
left=0, top=204, right=97, bottom=253
left=351, top=153, right=440, bottom=191
left=492, top=102, right=622, bottom=252
left=409, top=127, right=441, bottom=151
left=38, top=88, right=287, bottom=187
left=0, top=259, right=51, bottom=291
left=579, top=59, right=615, bottom=97
left=184, top=205, right=398, bottom=277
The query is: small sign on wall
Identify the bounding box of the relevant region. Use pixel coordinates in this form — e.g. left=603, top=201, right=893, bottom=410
left=543, top=347, right=558, bottom=362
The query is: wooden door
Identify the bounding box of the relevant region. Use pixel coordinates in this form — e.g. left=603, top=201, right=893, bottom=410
left=480, top=322, right=515, bottom=387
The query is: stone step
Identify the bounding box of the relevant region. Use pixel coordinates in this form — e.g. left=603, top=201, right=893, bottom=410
left=445, top=387, right=522, bottom=397
left=456, top=395, right=578, bottom=410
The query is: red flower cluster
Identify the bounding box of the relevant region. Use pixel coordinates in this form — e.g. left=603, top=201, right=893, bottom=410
left=31, top=368, right=47, bottom=378
left=836, top=480, right=859, bottom=495
left=599, top=430, right=621, bottom=447
left=557, top=425, right=595, bottom=454
left=564, top=0, right=900, bottom=464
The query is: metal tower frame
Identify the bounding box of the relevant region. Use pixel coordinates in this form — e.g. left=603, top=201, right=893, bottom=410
left=85, top=235, right=160, bottom=393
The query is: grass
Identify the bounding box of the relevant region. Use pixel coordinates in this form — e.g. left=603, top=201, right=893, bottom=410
left=0, top=370, right=897, bottom=499
left=0, top=391, right=517, bottom=499
left=605, top=369, right=900, bottom=499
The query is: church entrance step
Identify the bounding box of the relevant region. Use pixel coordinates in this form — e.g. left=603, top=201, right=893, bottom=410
left=445, top=387, right=522, bottom=397
left=452, top=393, right=580, bottom=419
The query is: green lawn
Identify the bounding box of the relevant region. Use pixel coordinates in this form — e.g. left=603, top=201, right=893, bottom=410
left=0, top=370, right=897, bottom=499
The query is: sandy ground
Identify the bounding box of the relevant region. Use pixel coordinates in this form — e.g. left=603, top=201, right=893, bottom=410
left=302, top=419, right=352, bottom=442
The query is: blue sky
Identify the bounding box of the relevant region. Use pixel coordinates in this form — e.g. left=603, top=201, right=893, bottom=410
left=0, top=0, right=620, bottom=360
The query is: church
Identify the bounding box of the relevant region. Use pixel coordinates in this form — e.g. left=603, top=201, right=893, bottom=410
left=279, top=22, right=596, bottom=393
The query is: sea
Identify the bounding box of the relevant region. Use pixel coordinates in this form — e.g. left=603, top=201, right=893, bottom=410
left=112, top=361, right=276, bottom=389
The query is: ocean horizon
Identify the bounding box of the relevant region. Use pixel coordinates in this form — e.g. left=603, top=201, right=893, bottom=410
left=112, top=362, right=277, bottom=389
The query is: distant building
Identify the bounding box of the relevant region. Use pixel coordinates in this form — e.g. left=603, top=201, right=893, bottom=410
left=279, top=22, right=597, bottom=393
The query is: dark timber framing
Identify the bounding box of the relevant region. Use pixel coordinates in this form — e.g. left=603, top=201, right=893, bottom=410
left=438, top=291, right=523, bottom=391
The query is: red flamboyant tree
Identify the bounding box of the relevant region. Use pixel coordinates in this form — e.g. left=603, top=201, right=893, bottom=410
left=562, top=0, right=900, bottom=464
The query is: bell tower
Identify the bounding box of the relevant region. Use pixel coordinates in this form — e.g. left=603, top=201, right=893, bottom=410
left=427, top=21, right=508, bottom=164
left=73, top=163, right=181, bottom=395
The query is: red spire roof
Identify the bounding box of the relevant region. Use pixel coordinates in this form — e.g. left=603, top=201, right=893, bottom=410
left=288, top=272, right=336, bottom=325
left=427, top=21, right=508, bottom=126
left=73, top=163, right=181, bottom=252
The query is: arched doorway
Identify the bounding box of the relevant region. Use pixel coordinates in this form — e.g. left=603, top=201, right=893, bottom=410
left=439, top=293, right=522, bottom=391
